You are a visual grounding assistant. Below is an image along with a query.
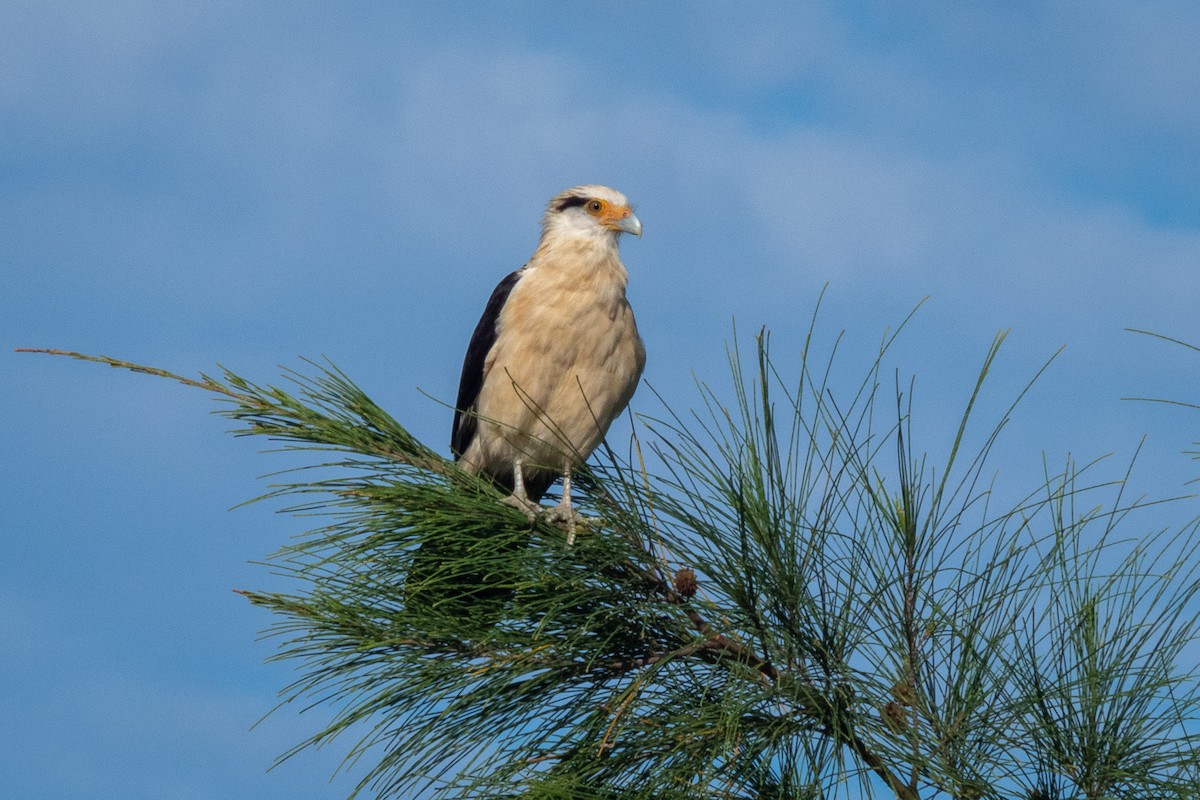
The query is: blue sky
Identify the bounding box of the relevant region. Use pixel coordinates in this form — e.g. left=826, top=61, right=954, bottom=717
left=4, top=3, right=1199, bottom=797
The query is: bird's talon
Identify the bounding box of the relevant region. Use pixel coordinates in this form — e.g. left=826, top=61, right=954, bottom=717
left=500, top=493, right=540, bottom=522
left=542, top=505, right=593, bottom=545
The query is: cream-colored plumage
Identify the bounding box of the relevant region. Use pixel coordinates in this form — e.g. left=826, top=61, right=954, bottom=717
left=451, top=185, right=645, bottom=536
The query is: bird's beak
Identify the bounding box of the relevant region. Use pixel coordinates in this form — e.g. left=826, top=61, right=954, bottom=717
left=614, top=212, right=642, bottom=238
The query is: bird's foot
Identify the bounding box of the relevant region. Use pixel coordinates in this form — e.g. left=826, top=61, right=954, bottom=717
left=542, top=503, right=593, bottom=545
left=500, top=492, right=541, bottom=522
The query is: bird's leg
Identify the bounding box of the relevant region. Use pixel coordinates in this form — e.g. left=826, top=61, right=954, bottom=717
left=500, top=459, right=540, bottom=521
left=544, top=468, right=586, bottom=545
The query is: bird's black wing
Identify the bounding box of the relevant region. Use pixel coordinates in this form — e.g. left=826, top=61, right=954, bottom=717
left=450, top=269, right=523, bottom=458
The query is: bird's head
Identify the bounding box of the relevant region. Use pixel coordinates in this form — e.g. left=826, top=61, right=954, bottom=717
left=541, top=185, right=642, bottom=247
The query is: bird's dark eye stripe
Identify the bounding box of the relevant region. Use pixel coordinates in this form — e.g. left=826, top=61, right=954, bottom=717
left=555, top=195, right=591, bottom=211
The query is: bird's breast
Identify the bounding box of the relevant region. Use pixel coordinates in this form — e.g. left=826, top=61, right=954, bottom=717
left=474, top=266, right=644, bottom=470
left=499, top=277, right=641, bottom=391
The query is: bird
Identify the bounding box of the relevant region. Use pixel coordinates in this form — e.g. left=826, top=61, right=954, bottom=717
left=451, top=184, right=645, bottom=542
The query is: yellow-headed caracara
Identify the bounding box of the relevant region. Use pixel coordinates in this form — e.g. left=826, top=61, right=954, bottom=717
left=451, top=185, right=645, bottom=542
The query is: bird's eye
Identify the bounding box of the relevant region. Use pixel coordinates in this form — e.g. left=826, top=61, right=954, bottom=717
left=587, top=200, right=604, bottom=215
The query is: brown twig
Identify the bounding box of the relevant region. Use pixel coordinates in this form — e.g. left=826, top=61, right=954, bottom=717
left=16, top=348, right=242, bottom=396
left=15, top=347, right=453, bottom=476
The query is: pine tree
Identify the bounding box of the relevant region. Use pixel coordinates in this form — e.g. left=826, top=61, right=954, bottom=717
left=19, top=315, right=1200, bottom=799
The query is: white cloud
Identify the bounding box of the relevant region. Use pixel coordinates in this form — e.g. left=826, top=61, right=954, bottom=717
left=1062, top=1, right=1200, bottom=135
left=10, top=3, right=1193, bottom=323
left=681, top=2, right=852, bottom=86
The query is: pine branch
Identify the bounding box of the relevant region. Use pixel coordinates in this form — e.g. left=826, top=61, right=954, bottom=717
left=16, top=348, right=448, bottom=473
left=19, top=320, right=1200, bottom=800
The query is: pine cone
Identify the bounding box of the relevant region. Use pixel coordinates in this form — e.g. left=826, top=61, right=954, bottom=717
left=891, top=680, right=916, bottom=707
left=880, top=701, right=907, bottom=733
left=673, top=568, right=698, bottom=598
